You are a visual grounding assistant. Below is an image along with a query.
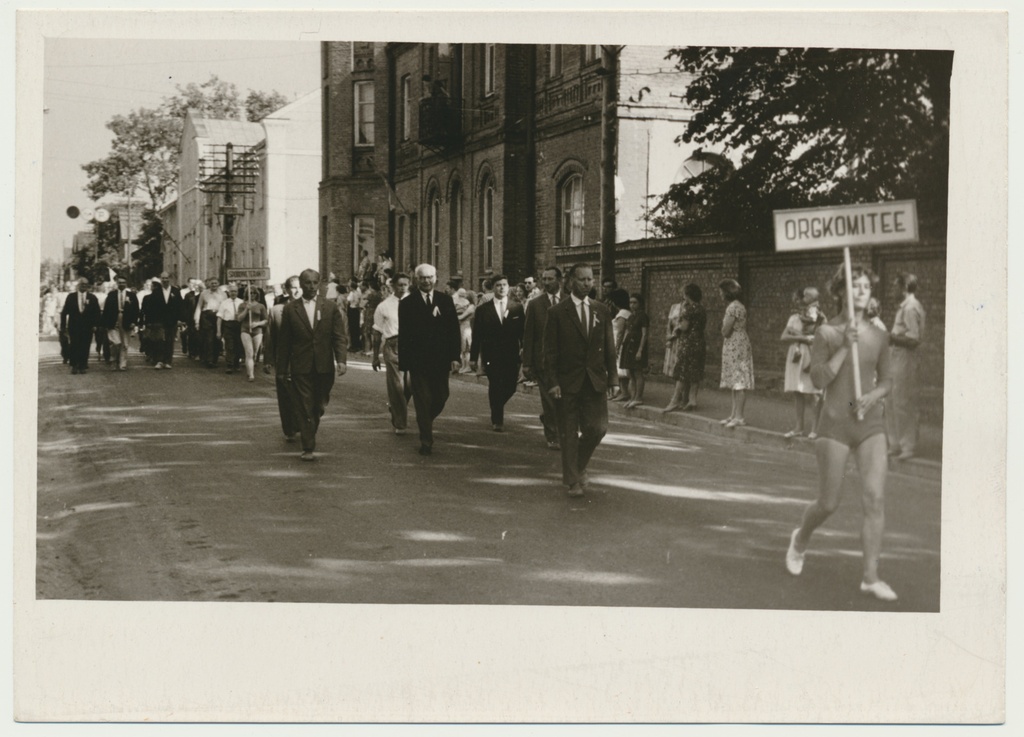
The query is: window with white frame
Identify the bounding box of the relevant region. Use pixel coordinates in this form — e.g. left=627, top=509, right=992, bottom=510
left=559, top=174, right=585, bottom=247
left=583, top=45, right=600, bottom=64
left=481, top=178, right=494, bottom=268
left=354, top=81, right=375, bottom=146
left=484, top=43, right=495, bottom=96
left=353, top=216, right=375, bottom=272
left=449, top=182, right=463, bottom=274
left=549, top=45, right=563, bottom=77
left=401, top=75, right=411, bottom=141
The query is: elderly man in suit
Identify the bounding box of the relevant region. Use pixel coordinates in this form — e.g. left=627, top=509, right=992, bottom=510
left=543, top=263, right=618, bottom=497
left=277, top=269, right=348, bottom=461
left=398, top=263, right=461, bottom=456
left=470, top=273, right=525, bottom=432
left=60, top=277, right=102, bottom=375
left=522, top=266, right=563, bottom=450
left=101, top=275, right=140, bottom=371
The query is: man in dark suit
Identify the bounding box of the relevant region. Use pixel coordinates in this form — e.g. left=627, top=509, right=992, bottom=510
left=542, top=263, right=618, bottom=497
left=398, top=263, right=461, bottom=455
left=470, top=274, right=525, bottom=432
left=521, top=266, right=563, bottom=449
left=60, top=277, right=102, bottom=375
left=264, top=275, right=302, bottom=442
left=101, top=275, right=140, bottom=371
left=276, top=268, right=349, bottom=461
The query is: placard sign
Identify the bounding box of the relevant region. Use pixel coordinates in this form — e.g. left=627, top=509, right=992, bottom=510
left=226, top=267, right=271, bottom=281
left=773, top=200, right=918, bottom=252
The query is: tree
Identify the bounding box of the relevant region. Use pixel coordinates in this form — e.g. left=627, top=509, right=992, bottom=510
left=71, top=218, right=124, bottom=285
left=649, top=47, right=953, bottom=241
left=82, top=74, right=289, bottom=211
left=245, top=89, right=290, bottom=122
left=130, top=210, right=165, bottom=282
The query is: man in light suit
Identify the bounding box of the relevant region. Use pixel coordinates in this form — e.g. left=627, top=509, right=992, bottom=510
left=398, top=263, right=462, bottom=456
left=101, top=275, right=140, bottom=371
left=470, top=274, right=525, bottom=432
left=521, top=266, right=563, bottom=449
left=276, top=269, right=349, bottom=461
left=60, top=277, right=102, bottom=375
left=542, top=263, right=618, bottom=497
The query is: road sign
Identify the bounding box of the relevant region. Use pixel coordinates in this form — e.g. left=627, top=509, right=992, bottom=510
left=773, top=200, right=918, bottom=252
left=226, top=267, right=271, bottom=282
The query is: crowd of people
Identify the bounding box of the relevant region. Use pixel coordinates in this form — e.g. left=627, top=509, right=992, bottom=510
left=44, top=258, right=926, bottom=603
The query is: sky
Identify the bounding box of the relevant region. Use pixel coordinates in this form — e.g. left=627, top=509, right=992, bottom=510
left=41, top=39, right=321, bottom=263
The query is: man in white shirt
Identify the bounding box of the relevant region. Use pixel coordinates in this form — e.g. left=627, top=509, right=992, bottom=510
left=216, top=283, right=243, bottom=374
left=522, top=266, right=564, bottom=449
left=372, top=272, right=412, bottom=434
left=194, top=277, right=225, bottom=368
left=264, top=275, right=302, bottom=441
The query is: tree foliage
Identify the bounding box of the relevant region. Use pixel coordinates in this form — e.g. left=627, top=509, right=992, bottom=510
left=82, top=74, right=290, bottom=211
left=649, top=47, right=953, bottom=240
left=130, top=210, right=165, bottom=282
left=245, top=89, right=290, bottom=122
left=71, top=218, right=125, bottom=285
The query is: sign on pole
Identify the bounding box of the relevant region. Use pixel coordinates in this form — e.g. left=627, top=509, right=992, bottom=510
left=225, top=267, right=271, bottom=282
left=773, top=200, right=918, bottom=252
left=773, top=200, right=919, bottom=419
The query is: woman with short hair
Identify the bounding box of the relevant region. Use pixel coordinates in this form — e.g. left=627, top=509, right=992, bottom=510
left=718, top=278, right=754, bottom=428
left=785, top=263, right=897, bottom=601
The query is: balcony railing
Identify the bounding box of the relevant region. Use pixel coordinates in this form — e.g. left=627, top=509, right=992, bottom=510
left=418, top=96, right=461, bottom=147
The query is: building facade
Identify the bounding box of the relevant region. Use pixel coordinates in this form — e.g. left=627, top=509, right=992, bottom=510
left=318, top=42, right=708, bottom=288
left=165, top=95, right=322, bottom=288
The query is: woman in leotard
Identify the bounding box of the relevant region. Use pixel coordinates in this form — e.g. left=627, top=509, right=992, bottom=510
left=785, top=263, right=897, bottom=601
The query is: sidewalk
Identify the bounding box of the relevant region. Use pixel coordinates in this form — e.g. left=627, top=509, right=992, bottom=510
left=433, top=360, right=943, bottom=484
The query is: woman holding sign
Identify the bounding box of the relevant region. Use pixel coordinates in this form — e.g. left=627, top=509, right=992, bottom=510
left=785, top=263, right=896, bottom=601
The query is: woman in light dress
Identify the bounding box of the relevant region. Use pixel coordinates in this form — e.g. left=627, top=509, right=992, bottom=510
left=718, top=278, right=754, bottom=428
left=780, top=287, right=825, bottom=439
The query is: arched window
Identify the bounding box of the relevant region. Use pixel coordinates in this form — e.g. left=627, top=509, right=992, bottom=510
left=559, top=173, right=585, bottom=247
left=449, top=180, right=463, bottom=275
left=480, top=176, right=495, bottom=269
left=426, top=188, right=441, bottom=267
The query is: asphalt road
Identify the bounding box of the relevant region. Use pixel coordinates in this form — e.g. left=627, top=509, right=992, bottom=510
left=35, top=340, right=941, bottom=611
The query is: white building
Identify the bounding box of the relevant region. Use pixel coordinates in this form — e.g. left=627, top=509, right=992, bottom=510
left=165, top=89, right=322, bottom=288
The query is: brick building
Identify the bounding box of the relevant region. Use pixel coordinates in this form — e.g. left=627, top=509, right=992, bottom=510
left=319, top=42, right=946, bottom=405
left=318, top=42, right=708, bottom=288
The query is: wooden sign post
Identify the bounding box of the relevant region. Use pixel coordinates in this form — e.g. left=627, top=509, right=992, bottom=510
left=773, top=200, right=919, bottom=419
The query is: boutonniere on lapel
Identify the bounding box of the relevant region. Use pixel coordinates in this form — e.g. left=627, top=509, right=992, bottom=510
left=432, top=305, right=441, bottom=317
left=316, top=309, right=322, bottom=322
left=593, top=317, right=600, bottom=327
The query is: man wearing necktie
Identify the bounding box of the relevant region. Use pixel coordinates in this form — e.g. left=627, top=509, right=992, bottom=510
left=522, top=266, right=563, bottom=449
left=101, top=275, right=140, bottom=371
left=470, top=274, right=525, bottom=432
left=217, top=283, right=244, bottom=374
left=398, top=263, right=461, bottom=455
left=276, top=269, right=349, bottom=461
left=542, top=264, right=618, bottom=497
left=60, top=277, right=101, bottom=375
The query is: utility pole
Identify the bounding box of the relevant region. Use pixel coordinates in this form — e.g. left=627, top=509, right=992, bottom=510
left=222, top=142, right=236, bottom=283
left=600, top=45, right=619, bottom=284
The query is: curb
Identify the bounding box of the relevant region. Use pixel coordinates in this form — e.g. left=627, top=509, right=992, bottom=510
left=445, top=367, right=942, bottom=485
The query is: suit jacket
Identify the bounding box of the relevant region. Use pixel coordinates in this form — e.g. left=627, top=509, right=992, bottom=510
left=277, top=297, right=348, bottom=375
left=101, top=289, right=140, bottom=330
left=141, top=286, right=185, bottom=329
left=264, top=302, right=288, bottom=367
left=182, top=290, right=200, bottom=325
left=542, top=296, right=617, bottom=394
left=522, top=291, right=561, bottom=374
left=470, top=298, right=524, bottom=373
left=397, top=289, right=461, bottom=373
left=60, top=291, right=101, bottom=334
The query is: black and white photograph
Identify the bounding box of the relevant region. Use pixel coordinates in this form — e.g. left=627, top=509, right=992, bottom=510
left=11, top=7, right=1008, bottom=726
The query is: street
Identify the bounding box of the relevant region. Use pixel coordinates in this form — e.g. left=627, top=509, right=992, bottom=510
left=35, top=339, right=940, bottom=611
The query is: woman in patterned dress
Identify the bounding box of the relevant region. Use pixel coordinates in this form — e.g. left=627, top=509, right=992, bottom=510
left=662, top=283, right=706, bottom=412
left=718, top=278, right=754, bottom=428
left=781, top=287, right=825, bottom=438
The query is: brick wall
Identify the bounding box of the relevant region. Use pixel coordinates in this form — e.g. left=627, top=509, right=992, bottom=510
left=555, top=236, right=947, bottom=421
